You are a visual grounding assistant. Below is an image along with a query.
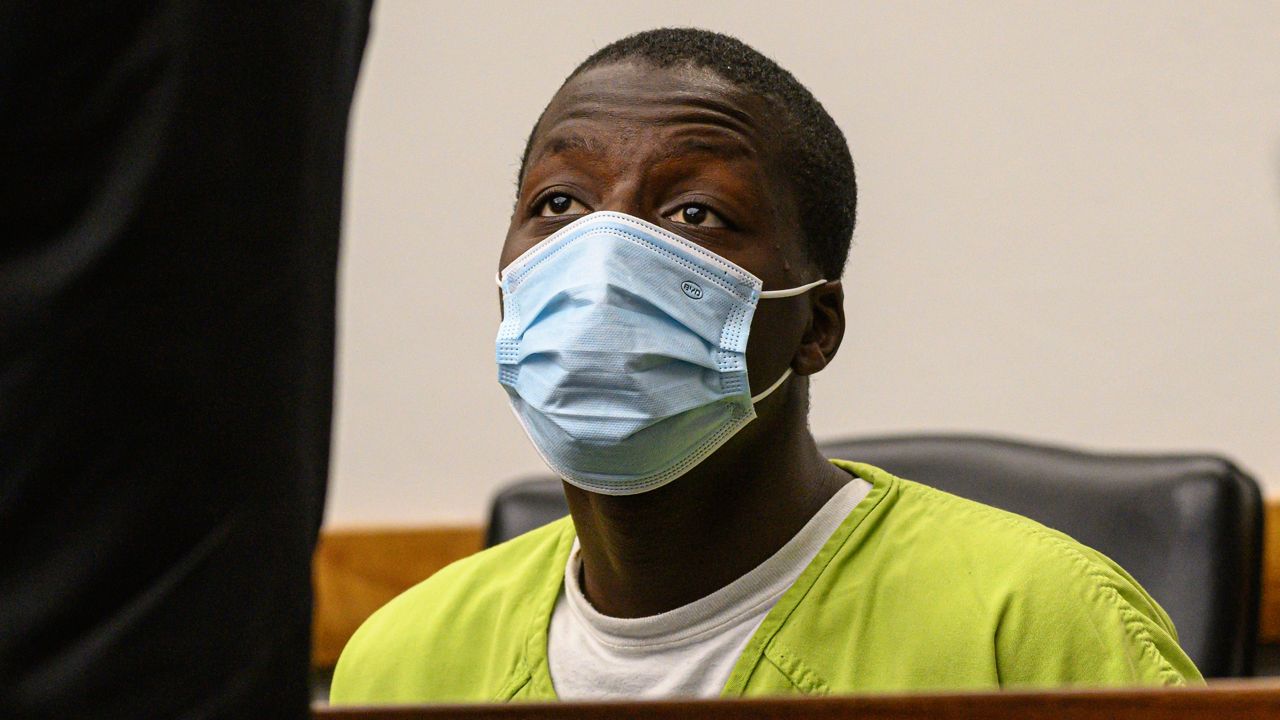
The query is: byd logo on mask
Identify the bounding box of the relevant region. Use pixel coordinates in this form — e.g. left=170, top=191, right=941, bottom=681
left=680, top=281, right=703, bottom=300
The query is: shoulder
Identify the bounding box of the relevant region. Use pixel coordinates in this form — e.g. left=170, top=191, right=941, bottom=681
left=330, top=517, right=574, bottom=704
left=889, top=476, right=1175, bottom=631
left=836, top=461, right=1114, bottom=581
left=846, top=464, right=1162, bottom=603
left=823, top=462, right=1201, bottom=686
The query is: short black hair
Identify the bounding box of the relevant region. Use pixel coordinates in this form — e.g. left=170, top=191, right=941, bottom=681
left=517, top=28, right=856, bottom=279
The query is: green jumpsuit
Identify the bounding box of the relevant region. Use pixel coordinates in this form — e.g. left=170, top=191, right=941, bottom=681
left=331, top=461, right=1201, bottom=703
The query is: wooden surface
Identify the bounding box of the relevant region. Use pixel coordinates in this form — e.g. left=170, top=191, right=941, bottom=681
left=312, top=526, right=483, bottom=666
left=314, top=497, right=1280, bottom=666
left=315, top=680, right=1280, bottom=719
left=1260, top=501, right=1280, bottom=641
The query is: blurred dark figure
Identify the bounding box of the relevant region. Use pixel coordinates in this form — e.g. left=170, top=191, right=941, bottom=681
left=0, top=3, right=370, bottom=717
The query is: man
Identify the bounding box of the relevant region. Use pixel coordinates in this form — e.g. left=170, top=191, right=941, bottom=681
left=330, top=28, right=1199, bottom=703
left=0, top=4, right=368, bottom=716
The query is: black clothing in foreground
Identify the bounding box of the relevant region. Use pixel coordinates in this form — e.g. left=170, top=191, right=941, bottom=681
left=0, top=3, right=370, bottom=716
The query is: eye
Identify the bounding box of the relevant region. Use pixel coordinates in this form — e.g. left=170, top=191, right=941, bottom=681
left=665, top=204, right=727, bottom=228
left=537, top=193, right=589, bottom=217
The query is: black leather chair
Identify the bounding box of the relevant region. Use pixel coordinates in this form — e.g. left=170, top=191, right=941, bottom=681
left=483, top=434, right=1263, bottom=678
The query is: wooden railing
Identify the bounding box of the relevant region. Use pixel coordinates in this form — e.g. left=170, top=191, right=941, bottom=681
left=316, top=680, right=1280, bottom=719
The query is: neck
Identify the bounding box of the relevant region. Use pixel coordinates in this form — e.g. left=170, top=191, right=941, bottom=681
left=564, top=378, right=850, bottom=618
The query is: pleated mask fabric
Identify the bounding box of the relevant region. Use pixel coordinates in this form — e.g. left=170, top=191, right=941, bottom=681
left=496, top=211, right=823, bottom=495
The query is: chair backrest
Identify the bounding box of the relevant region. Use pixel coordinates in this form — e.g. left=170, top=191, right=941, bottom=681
left=483, top=434, right=1263, bottom=677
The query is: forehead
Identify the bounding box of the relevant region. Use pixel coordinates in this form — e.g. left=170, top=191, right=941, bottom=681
left=525, top=61, right=787, bottom=179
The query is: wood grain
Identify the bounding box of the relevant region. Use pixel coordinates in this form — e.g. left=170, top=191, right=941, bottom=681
left=1261, top=501, right=1280, bottom=642
left=312, top=526, right=483, bottom=666
left=315, top=679, right=1280, bottom=720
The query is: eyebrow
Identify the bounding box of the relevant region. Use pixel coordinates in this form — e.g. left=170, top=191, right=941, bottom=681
left=525, top=133, right=607, bottom=171
left=539, top=133, right=608, bottom=159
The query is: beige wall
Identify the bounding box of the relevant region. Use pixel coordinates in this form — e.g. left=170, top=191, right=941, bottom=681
left=325, top=1, right=1280, bottom=526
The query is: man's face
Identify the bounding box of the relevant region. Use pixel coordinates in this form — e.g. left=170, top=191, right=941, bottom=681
left=501, top=61, right=822, bottom=395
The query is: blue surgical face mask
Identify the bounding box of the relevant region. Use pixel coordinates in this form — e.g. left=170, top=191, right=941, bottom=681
left=496, top=211, right=825, bottom=496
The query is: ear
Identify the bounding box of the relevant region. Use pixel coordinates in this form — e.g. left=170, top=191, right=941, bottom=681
left=791, top=280, right=845, bottom=376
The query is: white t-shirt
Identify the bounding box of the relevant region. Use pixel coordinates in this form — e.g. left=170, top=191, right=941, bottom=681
left=547, top=478, right=872, bottom=699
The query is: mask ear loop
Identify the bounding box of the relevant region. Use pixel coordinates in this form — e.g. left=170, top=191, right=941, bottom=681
left=748, top=278, right=826, bottom=403
left=758, top=278, right=827, bottom=299
left=751, top=367, right=793, bottom=403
